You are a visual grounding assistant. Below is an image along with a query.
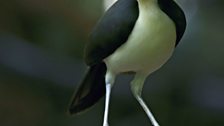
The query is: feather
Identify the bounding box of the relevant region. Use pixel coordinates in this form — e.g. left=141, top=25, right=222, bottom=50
left=69, top=62, right=107, bottom=114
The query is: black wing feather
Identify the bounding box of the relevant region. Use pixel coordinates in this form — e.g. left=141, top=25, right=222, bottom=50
left=69, top=62, right=107, bottom=114
left=84, top=0, right=139, bottom=66
left=158, top=0, right=187, bottom=46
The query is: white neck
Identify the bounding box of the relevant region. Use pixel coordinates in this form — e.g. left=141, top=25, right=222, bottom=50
left=137, top=0, right=158, bottom=4
left=137, top=0, right=158, bottom=10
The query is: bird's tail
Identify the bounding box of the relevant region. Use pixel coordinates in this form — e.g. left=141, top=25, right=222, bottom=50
left=69, top=62, right=106, bottom=114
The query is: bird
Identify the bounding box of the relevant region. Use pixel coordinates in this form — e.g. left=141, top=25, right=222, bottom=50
left=69, top=0, right=186, bottom=126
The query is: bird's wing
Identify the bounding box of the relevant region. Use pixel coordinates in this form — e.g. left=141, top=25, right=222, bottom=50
left=84, top=0, right=139, bottom=66
left=158, top=0, right=187, bottom=46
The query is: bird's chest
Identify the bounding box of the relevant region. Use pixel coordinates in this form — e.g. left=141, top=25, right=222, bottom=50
left=105, top=5, right=176, bottom=74
left=127, top=8, right=176, bottom=55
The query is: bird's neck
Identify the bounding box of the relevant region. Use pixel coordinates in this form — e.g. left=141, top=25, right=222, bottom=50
left=137, top=0, right=159, bottom=13
left=137, top=0, right=158, bottom=4
left=137, top=0, right=158, bottom=10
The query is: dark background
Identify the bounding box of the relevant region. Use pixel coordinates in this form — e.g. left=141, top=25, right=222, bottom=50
left=0, top=0, right=224, bottom=126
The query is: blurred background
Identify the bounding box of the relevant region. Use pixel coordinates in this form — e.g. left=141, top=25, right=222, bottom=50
left=0, top=0, right=224, bottom=126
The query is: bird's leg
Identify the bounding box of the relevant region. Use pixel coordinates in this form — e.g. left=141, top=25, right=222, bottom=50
left=130, top=73, right=160, bottom=126
left=103, top=83, right=111, bottom=126
left=103, top=71, right=115, bottom=126
left=136, top=96, right=160, bottom=126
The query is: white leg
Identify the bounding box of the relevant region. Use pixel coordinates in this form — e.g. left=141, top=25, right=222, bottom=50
left=136, top=96, right=159, bottom=126
left=103, top=83, right=112, bottom=126
left=103, top=71, right=115, bottom=126
left=131, top=73, right=160, bottom=126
